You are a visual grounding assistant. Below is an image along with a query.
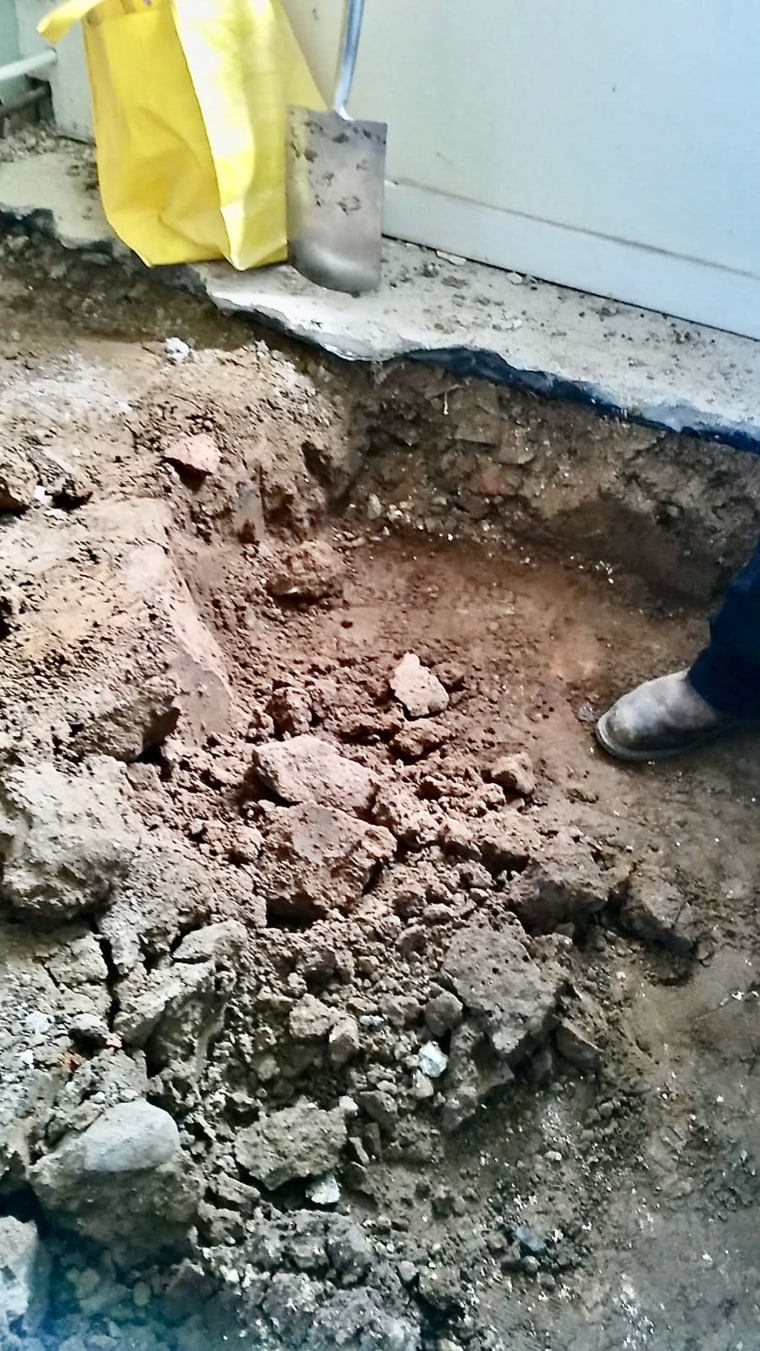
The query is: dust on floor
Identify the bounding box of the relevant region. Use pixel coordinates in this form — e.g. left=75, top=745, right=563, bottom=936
left=0, top=237, right=758, bottom=1351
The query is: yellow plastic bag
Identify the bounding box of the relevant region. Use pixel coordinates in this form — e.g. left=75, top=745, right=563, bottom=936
left=39, top=0, right=324, bottom=268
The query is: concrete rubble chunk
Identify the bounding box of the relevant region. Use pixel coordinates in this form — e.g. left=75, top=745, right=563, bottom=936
left=0, top=760, right=139, bottom=921
left=442, top=923, right=561, bottom=1064
left=390, top=653, right=450, bottom=719
left=261, top=803, right=396, bottom=921
left=235, top=1099, right=349, bottom=1190
left=266, top=539, right=345, bottom=601
left=29, top=1100, right=196, bottom=1267
left=0, top=1217, right=50, bottom=1334
left=618, top=871, right=700, bottom=957
left=508, top=850, right=610, bottom=933
left=253, top=734, right=376, bottom=814
left=474, top=813, right=541, bottom=873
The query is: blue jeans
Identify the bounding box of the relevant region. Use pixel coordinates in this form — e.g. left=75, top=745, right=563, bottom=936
left=689, top=537, right=760, bottom=718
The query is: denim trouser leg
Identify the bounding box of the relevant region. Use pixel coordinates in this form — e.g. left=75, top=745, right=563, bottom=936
left=689, top=537, right=760, bottom=718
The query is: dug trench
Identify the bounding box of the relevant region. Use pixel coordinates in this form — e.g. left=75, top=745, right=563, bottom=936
left=0, top=237, right=759, bottom=1351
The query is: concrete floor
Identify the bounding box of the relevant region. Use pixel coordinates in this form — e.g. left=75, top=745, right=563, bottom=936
left=2, top=136, right=760, bottom=451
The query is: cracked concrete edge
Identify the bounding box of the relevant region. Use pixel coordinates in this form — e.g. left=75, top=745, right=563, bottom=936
left=3, top=190, right=760, bottom=456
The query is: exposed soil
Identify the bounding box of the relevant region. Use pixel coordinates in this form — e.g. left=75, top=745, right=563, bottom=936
left=0, top=235, right=759, bottom=1351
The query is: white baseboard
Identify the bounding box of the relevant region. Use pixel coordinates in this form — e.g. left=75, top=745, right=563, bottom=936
left=384, top=181, right=760, bottom=343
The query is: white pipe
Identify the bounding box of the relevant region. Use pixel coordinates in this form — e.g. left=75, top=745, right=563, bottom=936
left=0, top=51, right=57, bottom=87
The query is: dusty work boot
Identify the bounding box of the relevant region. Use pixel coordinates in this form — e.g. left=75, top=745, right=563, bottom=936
left=595, top=669, right=750, bottom=762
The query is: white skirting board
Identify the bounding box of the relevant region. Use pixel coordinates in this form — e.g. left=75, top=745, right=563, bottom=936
left=384, top=183, right=760, bottom=345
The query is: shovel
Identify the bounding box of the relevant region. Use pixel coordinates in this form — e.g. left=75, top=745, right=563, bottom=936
left=286, top=0, right=387, bottom=294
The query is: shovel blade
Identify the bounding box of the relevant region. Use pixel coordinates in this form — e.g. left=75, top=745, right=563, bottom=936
left=287, top=106, right=387, bottom=295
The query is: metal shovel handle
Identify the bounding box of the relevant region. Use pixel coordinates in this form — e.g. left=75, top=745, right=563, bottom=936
left=333, top=0, right=365, bottom=117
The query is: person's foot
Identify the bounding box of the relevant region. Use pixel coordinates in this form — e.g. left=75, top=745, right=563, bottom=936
left=595, top=670, right=749, bottom=762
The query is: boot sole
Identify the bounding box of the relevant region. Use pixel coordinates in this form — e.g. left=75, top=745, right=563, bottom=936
left=594, top=712, right=740, bottom=764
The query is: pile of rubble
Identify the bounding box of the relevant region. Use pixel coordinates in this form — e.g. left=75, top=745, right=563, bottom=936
left=0, top=382, right=702, bottom=1350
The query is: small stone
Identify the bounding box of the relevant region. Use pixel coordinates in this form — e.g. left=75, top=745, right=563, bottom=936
left=164, top=337, right=191, bottom=363
left=132, top=1280, right=152, bottom=1309
left=328, top=1017, right=360, bottom=1067
left=539, top=1271, right=557, bottom=1291
left=555, top=1019, right=602, bottom=1071
left=397, top=1261, right=417, bottom=1286
left=305, top=1172, right=341, bottom=1207
left=390, top=653, right=450, bottom=719
left=417, top=1042, right=448, bottom=1079
left=489, top=751, right=536, bottom=798
left=357, top=1090, right=398, bottom=1133
left=373, top=782, right=437, bottom=847
left=424, top=992, right=463, bottom=1037
left=268, top=685, right=312, bottom=736
left=165, top=432, right=220, bottom=476
left=68, top=1012, right=110, bottom=1046
left=521, top=1255, right=540, bottom=1277
left=392, top=719, right=450, bottom=761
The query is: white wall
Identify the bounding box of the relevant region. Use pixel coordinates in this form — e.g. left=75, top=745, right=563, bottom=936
left=14, top=0, right=92, bottom=140
left=283, top=0, right=760, bottom=338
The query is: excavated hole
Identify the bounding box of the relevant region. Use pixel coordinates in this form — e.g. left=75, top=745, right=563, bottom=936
left=0, top=242, right=759, bottom=1350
